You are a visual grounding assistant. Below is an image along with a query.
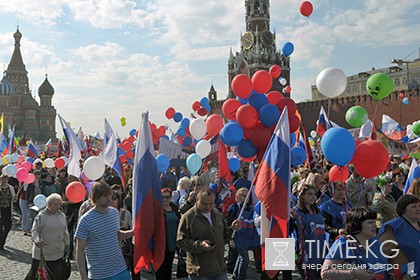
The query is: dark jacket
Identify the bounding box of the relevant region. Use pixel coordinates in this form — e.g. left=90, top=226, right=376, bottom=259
left=177, top=206, right=232, bottom=276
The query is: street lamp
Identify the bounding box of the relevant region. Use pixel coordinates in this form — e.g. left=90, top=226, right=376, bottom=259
left=391, top=58, right=411, bottom=90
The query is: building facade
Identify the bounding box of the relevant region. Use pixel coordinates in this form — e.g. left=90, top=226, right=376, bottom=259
left=0, top=27, right=56, bottom=142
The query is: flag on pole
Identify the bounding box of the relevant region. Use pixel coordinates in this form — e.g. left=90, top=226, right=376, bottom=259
left=404, top=159, right=420, bottom=195
left=381, top=114, right=406, bottom=141
left=300, top=122, right=314, bottom=169
left=247, top=162, right=259, bottom=207
left=315, top=105, right=330, bottom=137
left=101, top=119, right=125, bottom=188
left=254, top=107, right=291, bottom=278
left=7, top=124, right=15, bottom=155
left=132, top=112, right=165, bottom=273
left=58, top=115, right=82, bottom=178
left=0, top=132, right=8, bottom=154
left=26, top=140, right=39, bottom=158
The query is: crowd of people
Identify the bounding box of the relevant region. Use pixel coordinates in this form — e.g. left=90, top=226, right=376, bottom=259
left=0, top=152, right=419, bottom=280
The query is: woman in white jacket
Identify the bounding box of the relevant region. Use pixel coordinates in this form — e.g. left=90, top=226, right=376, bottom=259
left=25, top=193, right=70, bottom=280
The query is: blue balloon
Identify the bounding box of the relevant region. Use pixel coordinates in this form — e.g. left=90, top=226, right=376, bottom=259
left=173, top=112, right=183, bottom=123
left=156, top=154, right=170, bottom=172
left=228, top=157, right=241, bottom=172
left=259, top=103, right=280, bottom=127
left=249, top=93, right=268, bottom=111
left=181, top=118, right=190, bottom=128
left=237, top=90, right=256, bottom=104
left=186, top=153, right=202, bottom=175
left=220, top=122, right=244, bottom=146
left=33, top=194, right=47, bottom=209
left=129, top=129, right=137, bottom=136
left=203, top=103, right=211, bottom=112
left=237, top=139, right=258, bottom=158
left=282, top=42, right=294, bottom=56
left=321, top=127, right=356, bottom=166
left=161, top=135, right=169, bottom=140
left=200, top=97, right=209, bottom=105
left=291, top=146, right=306, bottom=167
left=27, top=157, right=35, bottom=163
left=182, top=136, right=192, bottom=147
left=290, top=133, right=296, bottom=147
left=401, top=136, right=409, bottom=143
left=177, top=127, right=186, bottom=137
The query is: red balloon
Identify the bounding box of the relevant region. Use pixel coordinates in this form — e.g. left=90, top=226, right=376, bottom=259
left=352, top=140, right=389, bottom=178
left=355, top=139, right=362, bottom=147
left=284, top=85, right=292, bottom=94
left=269, top=65, right=282, bottom=79
left=165, top=107, right=175, bottom=119
left=243, top=127, right=252, bottom=139
left=55, top=158, right=65, bottom=169
left=399, top=92, right=404, bottom=99
left=289, top=114, right=300, bottom=133
left=277, top=97, right=297, bottom=116
left=250, top=126, right=272, bottom=148
left=125, top=150, right=134, bottom=159
left=149, top=122, right=157, bottom=130
left=197, top=107, right=208, bottom=116
left=222, top=98, right=242, bottom=121
left=252, top=70, right=272, bottom=94
left=122, top=140, right=131, bottom=151
left=329, top=165, right=349, bottom=183
left=127, top=135, right=135, bottom=143
left=66, top=181, right=86, bottom=203
left=158, top=125, right=166, bottom=136
left=267, top=91, right=284, bottom=105
left=206, top=114, right=224, bottom=137
left=231, top=74, right=253, bottom=98
left=300, top=1, right=313, bottom=17
left=236, top=105, right=259, bottom=128
left=192, top=101, right=201, bottom=111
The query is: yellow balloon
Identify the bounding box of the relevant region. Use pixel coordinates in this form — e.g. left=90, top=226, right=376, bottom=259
left=2, top=157, right=7, bottom=164
left=309, top=140, right=315, bottom=146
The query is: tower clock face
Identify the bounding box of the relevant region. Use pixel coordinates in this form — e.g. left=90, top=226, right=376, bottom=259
left=261, top=30, right=273, bottom=47
left=242, top=31, right=254, bottom=50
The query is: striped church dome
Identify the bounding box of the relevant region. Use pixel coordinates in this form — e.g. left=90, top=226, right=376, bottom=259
left=0, top=73, right=14, bottom=96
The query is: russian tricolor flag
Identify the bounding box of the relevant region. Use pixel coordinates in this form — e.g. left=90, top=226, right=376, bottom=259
left=404, top=159, right=420, bottom=195
left=26, top=140, right=39, bottom=158
left=132, top=112, right=165, bottom=273
left=381, top=114, right=406, bottom=141
left=316, top=105, right=330, bottom=137
left=254, top=107, right=291, bottom=278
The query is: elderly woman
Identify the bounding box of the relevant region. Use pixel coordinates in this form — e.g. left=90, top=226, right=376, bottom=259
left=25, top=193, right=69, bottom=280
left=179, top=176, right=205, bottom=214
left=378, top=194, right=420, bottom=279
left=172, top=176, right=191, bottom=206
left=0, top=173, right=15, bottom=250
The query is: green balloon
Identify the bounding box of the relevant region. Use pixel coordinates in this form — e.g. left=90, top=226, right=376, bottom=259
left=366, top=73, right=394, bottom=101
left=345, top=105, right=368, bottom=127
left=413, top=123, right=420, bottom=136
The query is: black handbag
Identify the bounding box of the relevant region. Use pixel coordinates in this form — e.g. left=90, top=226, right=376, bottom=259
left=63, top=253, right=71, bottom=280
left=176, top=249, right=188, bottom=278
left=121, top=238, right=134, bottom=256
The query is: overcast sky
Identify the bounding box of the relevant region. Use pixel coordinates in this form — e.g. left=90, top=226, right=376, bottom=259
left=0, top=0, right=419, bottom=138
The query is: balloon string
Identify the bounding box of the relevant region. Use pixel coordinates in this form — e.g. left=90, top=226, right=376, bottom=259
left=293, top=0, right=321, bottom=42
left=372, top=103, right=379, bottom=123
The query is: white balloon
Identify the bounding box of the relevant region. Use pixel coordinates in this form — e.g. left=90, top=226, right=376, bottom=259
left=189, top=119, right=207, bottom=140
left=310, top=130, right=317, bottom=138
left=83, top=156, right=105, bottom=180
left=34, top=194, right=47, bottom=209
left=196, top=140, right=211, bottom=159
left=407, top=124, right=413, bottom=135
left=316, top=67, right=347, bottom=98
left=10, top=154, right=18, bottom=163
left=44, top=158, right=55, bottom=168
left=6, top=164, right=17, bottom=176
left=2, top=166, right=9, bottom=175
left=279, top=77, right=287, bottom=86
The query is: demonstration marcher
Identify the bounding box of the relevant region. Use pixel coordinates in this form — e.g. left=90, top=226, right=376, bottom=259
left=75, top=181, right=133, bottom=280
left=177, top=187, right=241, bottom=280
left=25, top=193, right=69, bottom=280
